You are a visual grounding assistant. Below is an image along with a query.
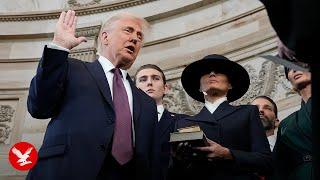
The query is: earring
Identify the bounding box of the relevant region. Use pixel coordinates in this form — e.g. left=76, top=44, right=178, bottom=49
left=199, top=88, right=208, bottom=96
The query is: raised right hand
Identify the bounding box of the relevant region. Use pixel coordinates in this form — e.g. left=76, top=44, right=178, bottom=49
left=52, top=10, right=87, bottom=50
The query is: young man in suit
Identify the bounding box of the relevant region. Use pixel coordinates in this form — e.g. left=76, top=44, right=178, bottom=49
left=251, top=96, right=279, bottom=151
left=27, top=10, right=158, bottom=180
left=170, top=54, right=272, bottom=180
left=135, top=64, right=187, bottom=180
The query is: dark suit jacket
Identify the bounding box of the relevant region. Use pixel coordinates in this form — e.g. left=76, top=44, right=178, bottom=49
left=26, top=47, right=158, bottom=180
left=169, top=102, right=272, bottom=180
left=158, top=110, right=188, bottom=180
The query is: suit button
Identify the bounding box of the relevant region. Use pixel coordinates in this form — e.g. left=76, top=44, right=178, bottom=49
left=99, top=144, right=106, bottom=152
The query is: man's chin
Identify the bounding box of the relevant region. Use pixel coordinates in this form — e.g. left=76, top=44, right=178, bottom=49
left=119, top=56, right=135, bottom=69
left=295, top=80, right=312, bottom=90
left=122, top=52, right=136, bottom=60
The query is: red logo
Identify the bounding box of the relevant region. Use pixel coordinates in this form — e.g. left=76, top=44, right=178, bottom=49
left=8, top=142, right=38, bottom=171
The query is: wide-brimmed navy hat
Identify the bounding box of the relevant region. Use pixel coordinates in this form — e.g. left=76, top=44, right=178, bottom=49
left=181, top=54, right=250, bottom=102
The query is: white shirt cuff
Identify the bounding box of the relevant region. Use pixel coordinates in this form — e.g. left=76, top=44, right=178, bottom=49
left=47, top=43, right=70, bottom=53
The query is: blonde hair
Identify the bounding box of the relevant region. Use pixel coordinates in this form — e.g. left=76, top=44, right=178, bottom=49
left=97, top=12, right=150, bottom=54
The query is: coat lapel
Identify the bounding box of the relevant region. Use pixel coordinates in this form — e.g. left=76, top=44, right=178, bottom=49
left=212, top=101, right=240, bottom=121
left=186, top=102, right=240, bottom=123
left=187, top=107, right=215, bottom=123
left=85, top=60, right=114, bottom=110
left=159, top=109, right=175, bottom=137
left=128, top=77, right=141, bottom=130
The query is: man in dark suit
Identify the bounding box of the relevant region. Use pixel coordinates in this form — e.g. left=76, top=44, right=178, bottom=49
left=27, top=10, right=158, bottom=180
left=134, top=64, right=188, bottom=180
left=169, top=54, right=272, bottom=180
left=251, top=96, right=279, bottom=151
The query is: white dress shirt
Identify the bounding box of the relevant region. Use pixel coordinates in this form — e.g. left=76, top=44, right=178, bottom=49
left=267, top=134, right=277, bottom=151
left=98, top=56, right=133, bottom=117
left=157, top=105, right=165, bottom=122
left=204, top=97, right=228, bottom=114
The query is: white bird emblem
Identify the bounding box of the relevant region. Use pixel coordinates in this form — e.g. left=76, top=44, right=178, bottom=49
left=11, top=147, right=33, bottom=166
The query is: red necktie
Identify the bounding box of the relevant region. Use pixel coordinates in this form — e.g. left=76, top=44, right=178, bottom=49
left=111, top=68, right=133, bottom=165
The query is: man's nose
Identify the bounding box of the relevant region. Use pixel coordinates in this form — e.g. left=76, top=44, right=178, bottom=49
left=130, top=38, right=137, bottom=44
left=259, top=109, right=264, bottom=114
left=289, top=69, right=297, bottom=74
left=129, top=34, right=139, bottom=44
left=147, top=78, right=153, bottom=86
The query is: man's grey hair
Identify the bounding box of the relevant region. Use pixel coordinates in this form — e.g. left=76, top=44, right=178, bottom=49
left=97, top=12, right=150, bottom=54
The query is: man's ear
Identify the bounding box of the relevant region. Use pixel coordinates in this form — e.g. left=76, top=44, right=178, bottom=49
left=164, top=83, right=170, bottom=95
left=228, top=84, right=233, bottom=90
left=101, top=31, right=109, bottom=45
left=275, top=118, right=280, bottom=127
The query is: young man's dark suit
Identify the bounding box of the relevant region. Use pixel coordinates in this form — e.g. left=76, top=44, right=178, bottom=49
left=170, top=101, right=272, bottom=180
left=158, top=109, right=188, bottom=179
left=27, top=47, right=158, bottom=180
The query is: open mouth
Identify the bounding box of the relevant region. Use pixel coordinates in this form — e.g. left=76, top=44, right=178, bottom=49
left=293, top=74, right=303, bottom=80
left=146, top=89, right=155, bottom=93
left=125, top=45, right=135, bottom=54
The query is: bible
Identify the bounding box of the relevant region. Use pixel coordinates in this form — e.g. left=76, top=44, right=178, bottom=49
left=170, top=125, right=209, bottom=160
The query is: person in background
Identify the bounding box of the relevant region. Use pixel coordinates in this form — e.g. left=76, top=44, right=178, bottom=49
left=135, top=64, right=188, bottom=180
left=251, top=96, right=279, bottom=151
left=272, top=67, right=312, bottom=180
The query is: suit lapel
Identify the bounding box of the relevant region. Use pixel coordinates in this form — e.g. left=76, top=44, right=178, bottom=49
left=186, top=102, right=240, bottom=123
left=128, top=77, right=141, bottom=130
left=159, top=109, right=175, bottom=137
left=187, top=107, right=215, bottom=123
left=213, top=101, right=240, bottom=121
left=85, top=60, right=114, bottom=110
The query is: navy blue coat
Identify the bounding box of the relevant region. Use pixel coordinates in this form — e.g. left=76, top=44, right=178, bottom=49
left=169, top=102, right=272, bottom=180
left=26, top=47, right=158, bottom=180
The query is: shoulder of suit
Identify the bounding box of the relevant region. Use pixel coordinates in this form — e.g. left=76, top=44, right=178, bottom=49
left=166, top=110, right=189, bottom=119
left=237, top=104, right=258, bottom=110
left=279, top=112, right=296, bottom=128
left=164, top=110, right=175, bottom=117
left=66, top=58, right=93, bottom=71
left=67, top=57, right=86, bottom=65
left=135, top=87, right=156, bottom=103
left=224, top=104, right=250, bottom=110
